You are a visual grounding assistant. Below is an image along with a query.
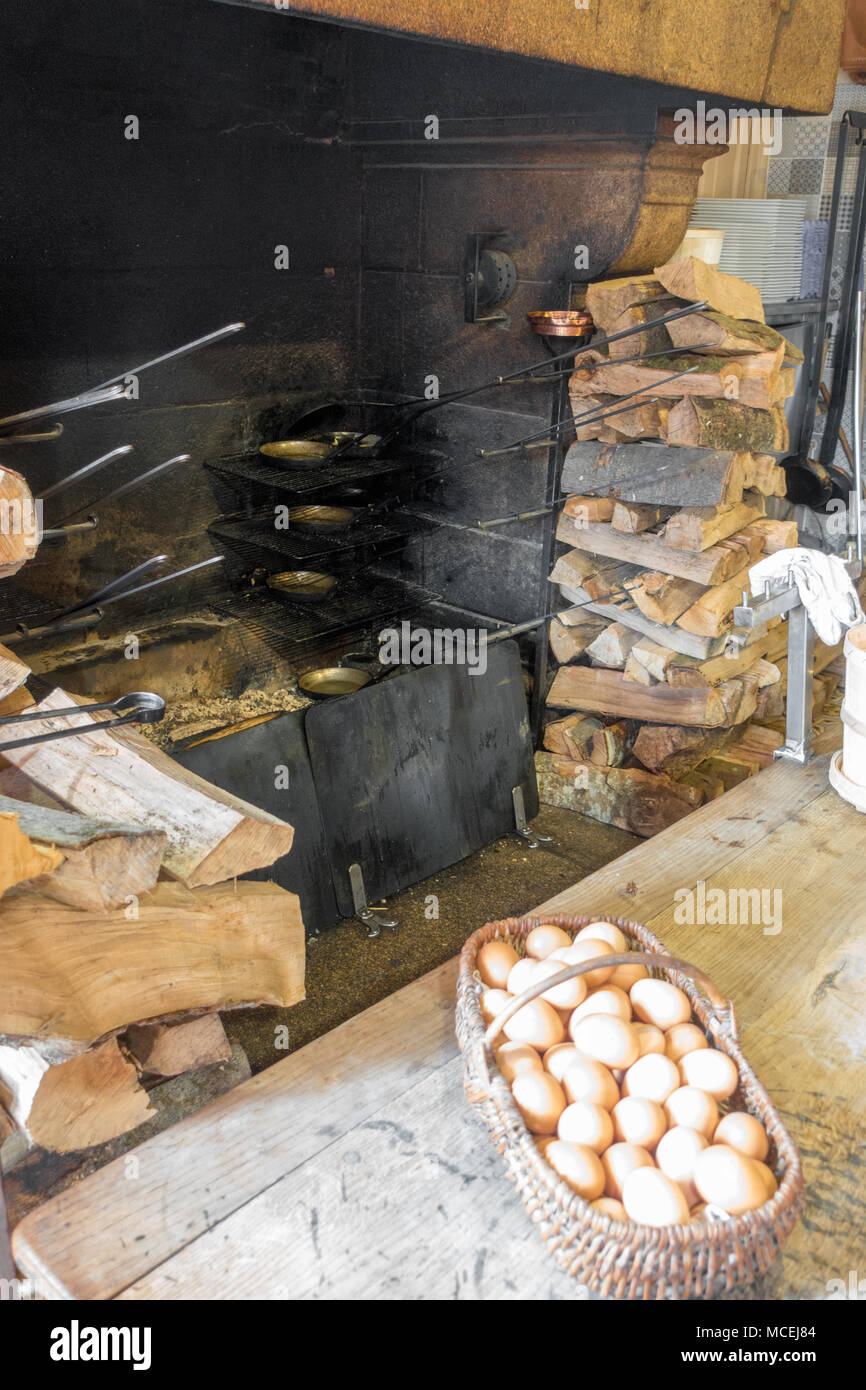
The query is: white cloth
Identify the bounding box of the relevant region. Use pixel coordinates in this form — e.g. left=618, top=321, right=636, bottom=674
left=749, top=547, right=864, bottom=646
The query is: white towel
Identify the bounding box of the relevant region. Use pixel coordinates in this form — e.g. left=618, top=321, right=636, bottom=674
left=749, top=547, right=864, bottom=646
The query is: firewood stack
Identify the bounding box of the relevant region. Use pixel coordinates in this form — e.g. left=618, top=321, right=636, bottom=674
left=537, top=257, right=845, bottom=837
left=0, top=668, right=304, bottom=1155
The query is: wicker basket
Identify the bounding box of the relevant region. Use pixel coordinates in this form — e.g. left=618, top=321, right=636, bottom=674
left=456, top=912, right=805, bottom=1300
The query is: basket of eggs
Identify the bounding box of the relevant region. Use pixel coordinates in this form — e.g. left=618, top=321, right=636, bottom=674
left=456, top=913, right=804, bottom=1300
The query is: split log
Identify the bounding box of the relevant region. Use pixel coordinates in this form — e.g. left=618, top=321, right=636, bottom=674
left=632, top=723, right=740, bottom=775
left=562, top=495, right=615, bottom=524
left=742, top=453, right=787, bottom=497
left=589, top=721, right=636, bottom=767
left=535, top=751, right=701, bottom=838
left=676, top=565, right=753, bottom=638
left=584, top=274, right=668, bottom=330
left=665, top=309, right=802, bottom=362
left=628, top=571, right=707, bottom=625
left=558, top=583, right=737, bottom=660
left=0, top=809, right=63, bottom=897
left=666, top=633, right=773, bottom=688
left=0, top=688, right=295, bottom=888
left=663, top=493, right=766, bottom=552
left=562, top=441, right=745, bottom=509
left=0, top=642, right=30, bottom=703
left=547, top=665, right=749, bottom=727
left=542, top=714, right=604, bottom=760
left=750, top=517, right=798, bottom=552
left=664, top=397, right=788, bottom=451
left=605, top=299, right=678, bottom=358
left=573, top=397, right=668, bottom=442
left=570, top=351, right=783, bottom=411
left=754, top=682, right=785, bottom=721
left=0, top=466, right=40, bottom=578
left=611, top=501, right=671, bottom=533
left=557, top=511, right=751, bottom=586
left=551, top=545, right=642, bottom=602
left=0, top=880, right=306, bottom=1048
left=549, top=547, right=597, bottom=590
left=700, top=753, right=760, bottom=789
left=623, top=651, right=655, bottom=684
left=729, top=723, right=784, bottom=766
left=585, top=622, right=642, bottom=669
left=0, top=1037, right=153, bottom=1153
left=654, top=256, right=764, bottom=323
left=627, top=638, right=679, bottom=683
left=675, top=768, right=726, bottom=801
left=123, top=1014, right=231, bottom=1079
left=548, top=616, right=607, bottom=664
left=0, top=796, right=166, bottom=911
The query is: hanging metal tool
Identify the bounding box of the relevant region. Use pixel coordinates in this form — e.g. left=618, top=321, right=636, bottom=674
left=51, top=453, right=190, bottom=526
left=41, top=517, right=99, bottom=542
left=49, top=554, right=169, bottom=622
left=40, top=444, right=134, bottom=504
left=89, top=321, right=246, bottom=393
left=0, top=423, right=64, bottom=444
left=0, top=384, right=125, bottom=433
left=0, top=692, right=166, bottom=754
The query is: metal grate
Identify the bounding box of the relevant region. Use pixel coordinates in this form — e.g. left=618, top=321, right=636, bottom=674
left=207, top=511, right=436, bottom=566
left=205, top=445, right=445, bottom=498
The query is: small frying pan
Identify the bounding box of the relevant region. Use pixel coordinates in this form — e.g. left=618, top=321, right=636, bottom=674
left=288, top=505, right=357, bottom=533
left=298, top=666, right=372, bottom=699
left=266, top=569, right=338, bottom=602
left=259, top=440, right=334, bottom=469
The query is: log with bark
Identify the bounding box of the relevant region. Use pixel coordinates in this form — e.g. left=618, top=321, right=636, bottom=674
left=605, top=299, right=679, bottom=358
left=123, top=1014, right=231, bottom=1080
left=0, top=1037, right=153, bottom=1153
left=542, top=714, right=603, bottom=760
left=571, top=343, right=787, bottom=409
left=0, top=688, right=295, bottom=888
left=535, top=751, right=702, bottom=838
left=584, top=274, right=669, bottom=331
left=0, top=466, right=40, bottom=578
left=664, top=309, right=802, bottom=362
left=561, top=441, right=746, bottom=509
left=0, top=809, right=63, bottom=897
left=666, top=631, right=774, bottom=688
left=589, top=720, right=637, bottom=767
left=547, top=664, right=753, bottom=727
left=631, top=723, right=741, bottom=775
left=664, top=396, right=789, bottom=451
left=676, top=565, right=753, bottom=638
left=654, top=256, right=765, bottom=323
left=556, top=510, right=752, bottom=586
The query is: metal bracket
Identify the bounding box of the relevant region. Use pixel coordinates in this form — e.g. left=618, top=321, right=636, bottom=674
left=348, top=863, right=398, bottom=938
left=512, top=785, right=553, bottom=849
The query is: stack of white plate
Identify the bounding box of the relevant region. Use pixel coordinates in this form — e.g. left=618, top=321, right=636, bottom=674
left=688, top=198, right=811, bottom=303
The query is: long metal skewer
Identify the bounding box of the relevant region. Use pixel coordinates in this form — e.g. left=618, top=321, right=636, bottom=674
left=52, top=453, right=191, bottom=525
left=0, top=384, right=125, bottom=432
left=90, top=322, right=246, bottom=391
left=53, top=555, right=169, bottom=621
left=40, top=444, right=133, bottom=502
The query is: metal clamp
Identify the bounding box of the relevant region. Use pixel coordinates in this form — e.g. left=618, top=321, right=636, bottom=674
left=0, top=692, right=165, bottom=753
left=348, top=863, right=398, bottom=938
left=512, top=785, right=553, bottom=849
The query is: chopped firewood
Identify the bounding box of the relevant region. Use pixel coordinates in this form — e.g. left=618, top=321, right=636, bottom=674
left=557, top=581, right=735, bottom=660
left=611, top=500, right=671, bottom=533
left=585, top=622, right=642, bottom=669
left=0, top=810, right=63, bottom=897
left=666, top=633, right=773, bottom=688
left=562, top=442, right=745, bottom=509
left=742, top=453, right=787, bottom=497
left=542, top=714, right=604, bottom=760
left=623, top=651, right=656, bottom=685
left=548, top=616, right=606, bottom=664
left=535, top=751, right=701, bottom=838
left=570, top=351, right=784, bottom=411
left=0, top=880, right=305, bottom=1048
left=729, top=724, right=784, bottom=766
left=0, top=688, right=295, bottom=888
left=654, top=256, right=764, bottom=323
left=0, top=642, right=30, bottom=703
left=549, top=547, right=596, bottom=590
left=123, top=1014, right=231, bottom=1080
left=0, top=466, right=40, bottom=578
left=750, top=659, right=782, bottom=688
left=699, top=753, right=760, bottom=789
left=547, top=665, right=750, bottom=727
left=628, top=570, right=707, bottom=625
left=0, top=1102, right=14, bottom=1146
left=664, top=397, right=788, bottom=451
left=590, top=721, right=636, bottom=767
left=665, top=309, right=802, bottom=362
left=0, top=796, right=166, bottom=911
left=0, top=1037, right=153, bottom=1153
left=677, top=565, right=753, bottom=638
left=584, top=274, right=667, bottom=330
left=631, top=723, right=740, bottom=775
left=628, top=638, right=679, bottom=683
left=663, top=493, right=766, bottom=552
left=605, top=299, right=678, bottom=358
left=750, top=517, right=798, bottom=553
left=557, top=511, right=750, bottom=586
left=574, top=397, right=669, bottom=442
left=754, top=682, right=785, bottom=721
left=563, top=495, right=615, bottom=524
left=675, top=767, right=726, bottom=800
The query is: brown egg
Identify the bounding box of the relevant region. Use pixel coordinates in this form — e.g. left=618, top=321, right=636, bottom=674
left=634, top=1023, right=666, bottom=1057
left=477, top=939, right=520, bottom=991
left=545, top=1140, right=606, bottom=1199
left=622, top=1167, right=690, bottom=1227
left=507, top=958, right=539, bottom=997
left=751, top=1160, right=779, bottom=1200
left=664, top=1086, right=719, bottom=1139
left=550, top=939, right=616, bottom=989
left=524, top=924, right=573, bottom=959
left=630, top=978, right=692, bottom=1030
left=502, top=997, right=565, bottom=1051
left=590, top=1196, right=627, bottom=1220
left=480, top=988, right=512, bottom=1024
left=526, top=957, right=588, bottom=1012
left=602, top=1142, right=654, bottom=1200
left=511, top=1071, right=566, bottom=1134
left=608, top=960, right=649, bottom=992
left=558, top=1100, right=614, bottom=1154
left=496, top=1042, right=543, bottom=1084
left=569, top=986, right=631, bottom=1026
left=679, top=1048, right=739, bottom=1101
left=664, top=1022, right=708, bottom=1063
left=543, top=1043, right=582, bottom=1081
left=561, top=1056, right=620, bottom=1110
left=612, top=1097, right=666, bottom=1151
left=576, top=921, right=628, bottom=952
left=713, top=1111, right=769, bottom=1162
left=690, top=1202, right=710, bottom=1223
left=622, top=1052, right=681, bottom=1105
left=694, top=1144, right=767, bottom=1215
left=572, top=1014, right=640, bottom=1070
left=656, top=1125, right=708, bottom=1188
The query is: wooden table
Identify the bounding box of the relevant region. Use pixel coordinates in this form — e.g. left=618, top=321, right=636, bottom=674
left=12, top=753, right=865, bottom=1300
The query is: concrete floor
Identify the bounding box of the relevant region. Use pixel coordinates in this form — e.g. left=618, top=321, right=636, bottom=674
left=3, top=805, right=636, bottom=1223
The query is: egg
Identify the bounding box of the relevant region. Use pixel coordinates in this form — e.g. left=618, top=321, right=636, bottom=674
left=571, top=1014, right=640, bottom=1070
left=630, top=978, right=692, bottom=1030
left=622, top=1167, right=690, bottom=1227
left=502, top=997, right=565, bottom=1051
left=602, top=1142, right=655, bottom=1200
left=694, top=1144, right=768, bottom=1215
left=550, top=939, right=616, bottom=989
left=590, top=1196, right=627, bottom=1220
left=690, top=1203, right=711, bottom=1223
left=496, top=1042, right=543, bottom=1084
left=612, top=1097, right=666, bottom=1151
left=558, top=1100, right=614, bottom=1153
left=751, top=1160, right=779, bottom=1200
left=622, top=1053, right=680, bottom=1104
left=545, top=1141, right=606, bottom=1199
left=511, top=1071, right=566, bottom=1134
left=713, top=1111, right=769, bottom=1161
left=477, top=939, right=520, bottom=990
left=524, top=924, right=573, bottom=959
left=655, top=1125, right=708, bottom=1188
left=575, top=920, right=628, bottom=952
left=562, top=1057, right=620, bottom=1110
left=678, top=1048, right=739, bottom=1101
left=543, top=1043, right=581, bottom=1079
left=526, top=957, right=588, bottom=1012
left=569, top=986, right=632, bottom=1027
left=664, top=1086, right=719, bottom=1139
left=608, top=960, right=649, bottom=992
left=634, top=1023, right=666, bottom=1057
left=507, top=958, right=539, bottom=996
left=480, top=988, right=512, bottom=1024
left=664, top=1022, right=708, bottom=1063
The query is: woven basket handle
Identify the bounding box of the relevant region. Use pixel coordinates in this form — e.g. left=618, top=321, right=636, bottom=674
left=471, top=952, right=736, bottom=1103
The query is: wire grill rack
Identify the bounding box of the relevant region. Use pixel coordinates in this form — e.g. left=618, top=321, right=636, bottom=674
left=206, top=445, right=444, bottom=498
